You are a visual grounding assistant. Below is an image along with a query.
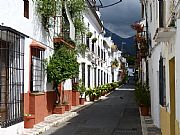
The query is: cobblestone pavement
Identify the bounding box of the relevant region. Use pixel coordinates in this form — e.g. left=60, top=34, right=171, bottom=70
left=42, top=85, right=142, bottom=135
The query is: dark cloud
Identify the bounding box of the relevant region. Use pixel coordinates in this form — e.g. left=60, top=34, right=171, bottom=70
left=98, top=0, right=141, bottom=38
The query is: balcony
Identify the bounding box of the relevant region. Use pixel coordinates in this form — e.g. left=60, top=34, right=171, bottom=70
left=153, top=27, right=176, bottom=42
left=53, top=15, right=75, bottom=49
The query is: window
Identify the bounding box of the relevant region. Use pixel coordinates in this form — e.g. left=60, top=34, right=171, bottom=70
left=159, top=56, right=166, bottom=106
left=101, top=49, right=103, bottom=59
left=30, top=48, right=45, bottom=92
left=98, top=46, right=100, bottom=57
left=150, top=4, right=152, bottom=22
left=101, top=70, right=103, bottom=85
left=104, top=72, right=106, bottom=84
left=24, top=0, right=29, bottom=19
left=104, top=51, right=106, bottom=61
left=107, top=74, right=109, bottom=83
left=86, top=37, right=90, bottom=48
left=141, top=3, right=144, bottom=18
left=81, top=63, right=85, bottom=85
left=92, top=42, right=94, bottom=52
left=0, top=27, right=24, bottom=127
left=88, top=65, right=91, bottom=87
left=98, top=69, right=100, bottom=86
left=159, top=0, right=164, bottom=27
left=156, top=0, right=158, bottom=20
left=94, top=68, right=97, bottom=87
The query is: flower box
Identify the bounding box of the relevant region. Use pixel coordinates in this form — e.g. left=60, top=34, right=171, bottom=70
left=53, top=105, right=65, bottom=114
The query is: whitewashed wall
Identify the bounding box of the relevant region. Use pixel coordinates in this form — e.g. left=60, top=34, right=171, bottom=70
left=0, top=0, right=55, bottom=94
left=175, top=19, right=180, bottom=126
left=148, top=44, right=162, bottom=127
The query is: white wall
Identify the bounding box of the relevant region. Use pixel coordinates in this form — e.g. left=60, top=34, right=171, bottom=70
left=0, top=0, right=54, bottom=94
left=175, top=19, right=180, bottom=124
left=148, top=44, right=162, bottom=127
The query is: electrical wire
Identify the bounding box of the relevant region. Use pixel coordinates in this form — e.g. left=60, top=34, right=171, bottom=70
left=96, top=0, right=122, bottom=8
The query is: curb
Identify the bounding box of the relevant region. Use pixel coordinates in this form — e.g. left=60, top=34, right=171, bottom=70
left=23, top=112, right=78, bottom=135
left=23, top=91, right=114, bottom=135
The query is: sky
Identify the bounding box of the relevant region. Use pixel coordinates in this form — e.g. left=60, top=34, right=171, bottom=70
left=97, top=0, right=141, bottom=38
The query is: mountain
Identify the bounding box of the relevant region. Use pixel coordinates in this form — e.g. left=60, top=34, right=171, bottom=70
left=104, top=28, right=136, bottom=56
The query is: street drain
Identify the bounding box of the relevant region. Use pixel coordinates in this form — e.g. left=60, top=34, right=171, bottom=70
left=112, top=128, right=139, bottom=135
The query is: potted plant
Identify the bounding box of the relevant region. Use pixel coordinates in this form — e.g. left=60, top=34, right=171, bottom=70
left=86, top=31, right=93, bottom=38
left=111, top=58, right=119, bottom=68
left=62, top=101, right=71, bottom=111
left=85, top=87, right=97, bottom=101
left=135, top=83, right=150, bottom=116
left=24, top=114, right=35, bottom=128
left=76, top=80, right=86, bottom=105
left=92, top=37, right=97, bottom=43
left=46, top=43, right=79, bottom=111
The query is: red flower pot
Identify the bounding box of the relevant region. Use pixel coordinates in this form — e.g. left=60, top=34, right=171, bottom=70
left=140, top=106, right=150, bottom=116
left=79, top=98, right=85, bottom=105
left=64, top=104, right=71, bottom=111
left=53, top=105, right=65, bottom=114
left=24, top=115, right=35, bottom=128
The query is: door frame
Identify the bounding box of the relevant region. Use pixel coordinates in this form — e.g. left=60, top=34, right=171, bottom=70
left=169, top=57, right=176, bottom=135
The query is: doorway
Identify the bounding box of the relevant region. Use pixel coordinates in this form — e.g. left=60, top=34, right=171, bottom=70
left=169, top=57, right=175, bottom=135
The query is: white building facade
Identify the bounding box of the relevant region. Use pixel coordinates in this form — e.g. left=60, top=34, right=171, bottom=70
left=0, top=0, right=118, bottom=134
left=141, top=0, right=180, bottom=135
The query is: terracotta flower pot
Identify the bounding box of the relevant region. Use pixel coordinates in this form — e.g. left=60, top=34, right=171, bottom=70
left=79, top=98, right=85, bottom=105
left=140, top=106, right=150, bottom=116
left=24, top=115, right=35, bottom=128
left=53, top=105, right=65, bottom=114
left=64, top=104, right=71, bottom=111
left=90, top=95, right=95, bottom=101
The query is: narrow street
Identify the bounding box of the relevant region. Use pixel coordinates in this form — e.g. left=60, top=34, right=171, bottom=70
left=42, top=81, right=142, bottom=135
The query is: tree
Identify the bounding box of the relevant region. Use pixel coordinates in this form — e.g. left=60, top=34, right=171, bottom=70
left=47, top=43, right=79, bottom=104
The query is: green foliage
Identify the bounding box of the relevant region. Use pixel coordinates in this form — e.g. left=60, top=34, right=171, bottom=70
left=135, top=83, right=150, bottom=107
left=67, top=0, right=86, bottom=36
left=67, top=0, right=86, bottom=17
left=103, top=40, right=107, bottom=45
left=111, top=58, right=119, bottom=67
left=76, top=43, right=87, bottom=55
left=47, top=44, right=79, bottom=86
left=85, top=87, right=95, bottom=101
left=86, top=32, right=93, bottom=38
left=92, top=37, right=97, bottom=43
left=75, top=80, right=86, bottom=97
left=126, top=55, right=135, bottom=65
left=35, top=0, right=56, bottom=30
left=35, top=0, right=86, bottom=35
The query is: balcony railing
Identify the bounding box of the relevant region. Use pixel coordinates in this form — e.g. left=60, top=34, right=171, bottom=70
left=54, top=15, right=70, bottom=39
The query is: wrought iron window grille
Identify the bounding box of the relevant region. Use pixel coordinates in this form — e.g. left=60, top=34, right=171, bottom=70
left=0, top=28, right=24, bottom=128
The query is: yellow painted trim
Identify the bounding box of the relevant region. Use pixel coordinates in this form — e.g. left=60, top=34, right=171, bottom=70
left=175, top=120, right=180, bottom=135
left=169, top=57, right=176, bottom=135
left=160, top=106, right=170, bottom=135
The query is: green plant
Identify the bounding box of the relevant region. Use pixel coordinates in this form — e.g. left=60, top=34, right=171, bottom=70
left=92, top=37, right=97, bottom=43
left=35, top=0, right=86, bottom=36
left=46, top=43, right=79, bottom=104
left=85, top=87, right=97, bottom=101
left=62, top=101, right=69, bottom=105
left=35, top=0, right=56, bottom=31
left=75, top=80, right=86, bottom=98
left=135, top=83, right=150, bottom=107
left=24, top=113, right=32, bottom=117
left=103, top=40, right=107, bottom=46
left=111, top=58, right=119, bottom=67
left=76, top=43, right=87, bottom=55
left=86, top=32, right=93, bottom=38
left=67, top=0, right=86, bottom=36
